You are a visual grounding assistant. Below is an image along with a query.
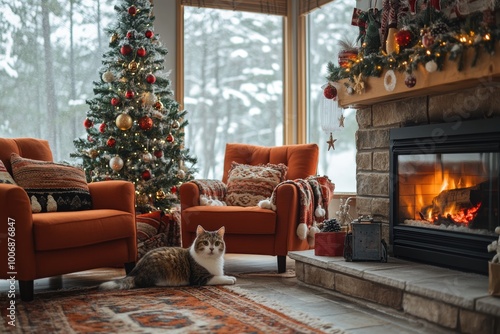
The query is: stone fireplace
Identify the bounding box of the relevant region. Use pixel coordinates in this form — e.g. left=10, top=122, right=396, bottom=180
left=355, top=85, right=500, bottom=274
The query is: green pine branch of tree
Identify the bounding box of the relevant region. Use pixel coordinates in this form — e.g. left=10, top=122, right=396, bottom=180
left=72, top=0, right=197, bottom=214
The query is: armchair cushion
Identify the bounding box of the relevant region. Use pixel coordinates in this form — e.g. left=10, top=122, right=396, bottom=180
left=10, top=153, right=92, bottom=213
left=33, top=209, right=135, bottom=251
left=225, top=162, right=288, bottom=207
left=0, top=160, right=16, bottom=185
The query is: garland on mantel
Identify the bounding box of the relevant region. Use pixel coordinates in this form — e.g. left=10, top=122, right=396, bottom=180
left=326, top=7, right=500, bottom=94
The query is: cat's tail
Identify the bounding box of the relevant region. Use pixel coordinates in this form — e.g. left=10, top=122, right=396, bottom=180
left=99, top=276, right=136, bottom=290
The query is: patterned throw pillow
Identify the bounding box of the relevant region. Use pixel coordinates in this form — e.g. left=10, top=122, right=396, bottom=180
left=136, top=211, right=163, bottom=242
left=0, top=160, right=16, bottom=185
left=225, top=162, right=288, bottom=207
left=136, top=210, right=181, bottom=259
left=10, top=153, right=92, bottom=213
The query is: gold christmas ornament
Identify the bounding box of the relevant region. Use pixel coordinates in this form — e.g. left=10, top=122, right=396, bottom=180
left=137, top=193, right=149, bottom=205
left=171, top=120, right=180, bottom=129
left=128, top=61, right=139, bottom=73
left=110, top=33, right=119, bottom=44
left=88, top=149, right=99, bottom=159
left=115, top=113, right=133, bottom=130
left=156, top=189, right=166, bottom=200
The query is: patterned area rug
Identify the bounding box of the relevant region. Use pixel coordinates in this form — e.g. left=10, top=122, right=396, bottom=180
left=0, top=286, right=343, bottom=333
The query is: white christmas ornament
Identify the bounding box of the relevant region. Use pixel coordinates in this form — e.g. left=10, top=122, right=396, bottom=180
left=102, top=71, right=115, bottom=83
left=384, top=70, right=397, bottom=91
left=425, top=60, right=438, bottom=73
left=109, top=156, right=124, bottom=171
left=142, top=152, right=153, bottom=162
left=142, top=92, right=157, bottom=106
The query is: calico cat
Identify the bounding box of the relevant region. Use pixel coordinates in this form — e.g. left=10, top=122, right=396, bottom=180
left=99, top=225, right=236, bottom=290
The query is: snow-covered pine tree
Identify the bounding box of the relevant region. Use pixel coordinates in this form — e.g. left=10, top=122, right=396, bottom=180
left=72, top=0, right=196, bottom=213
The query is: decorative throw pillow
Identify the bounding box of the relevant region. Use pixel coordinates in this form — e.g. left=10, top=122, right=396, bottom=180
left=225, top=162, right=288, bottom=207
left=136, top=210, right=181, bottom=259
left=0, top=160, right=16, bottom=185
left=10, top=153, right=92, bottom=213
left=136, top=211, right=163, bottom=242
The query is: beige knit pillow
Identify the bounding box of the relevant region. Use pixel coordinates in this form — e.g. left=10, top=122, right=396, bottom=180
left=225, top=162, right=287, bottom=207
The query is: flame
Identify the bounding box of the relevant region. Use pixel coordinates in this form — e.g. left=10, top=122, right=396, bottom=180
left=414, top=170, right=482, bottom=226
left=444, top=202, right=482, bottom=225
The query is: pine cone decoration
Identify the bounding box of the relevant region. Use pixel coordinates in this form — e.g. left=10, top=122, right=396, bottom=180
left=321, top=218, right=341, bottom=232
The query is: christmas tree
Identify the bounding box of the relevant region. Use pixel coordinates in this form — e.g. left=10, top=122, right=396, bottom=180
left=72, top=0, right=196, bottom=213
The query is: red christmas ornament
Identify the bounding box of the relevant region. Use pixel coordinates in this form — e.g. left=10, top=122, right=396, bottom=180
left=107, top=137, right=116, bottom=147
left=136, top=47, right=146, bottom=57
left=139, top=116, right=153, bottom=130
left=323, top=85, right=337, bottom=100
left=421, top=33, right=435, bottom=48
left=170, top=185, right=177, bottom=194
left=142, top=170, right=151, bottom=181
left=404, top=74, right=417, bottom=88
left=128, top=5, right=137, bottom=16
left=166, top=133, right=175, bottom=143
left=395, top=30, right=412, bottom=48
left=99, top=123, right=107, bottom=133
left=120, top=44, right=133, bottom=56
left=145, top=30, right=154, bottom=39
left=125, top=90, right=135, bottom=99
left=154, top=150, right=163, bottom=158
left=83, top=118, right=93, bottom=129
left=146, top=73, right=156, bottom=84
left=87, top=135, right=94, bottom=142
left=111, top=97, right=121, bottom=106
left=126, top=30, right=135, bottom=39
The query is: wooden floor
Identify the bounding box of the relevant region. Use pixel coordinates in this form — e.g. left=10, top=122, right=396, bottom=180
left=1, top=254, right=454, bottom=333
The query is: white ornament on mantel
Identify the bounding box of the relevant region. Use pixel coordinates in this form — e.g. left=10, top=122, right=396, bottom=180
left=384, top=70, right=397, bottom=92
left=425, top=60, right=438, bottom=73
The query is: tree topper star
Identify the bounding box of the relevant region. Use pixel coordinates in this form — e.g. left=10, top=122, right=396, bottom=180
left=327, top=132, right=337, bottom=151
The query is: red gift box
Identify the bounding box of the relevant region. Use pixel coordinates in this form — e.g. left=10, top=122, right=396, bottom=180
left=314, top=232, right=346, bottom=256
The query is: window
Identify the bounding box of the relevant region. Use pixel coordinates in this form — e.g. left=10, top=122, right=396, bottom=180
left=182, top=6, right=284, bottom=179
left=0, top=1, right=115, bottom=161
left=305, top=0, right=358, bottom=193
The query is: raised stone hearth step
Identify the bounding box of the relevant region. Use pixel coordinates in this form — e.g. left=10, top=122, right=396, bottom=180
left=289, top=250, right=500, bottom=333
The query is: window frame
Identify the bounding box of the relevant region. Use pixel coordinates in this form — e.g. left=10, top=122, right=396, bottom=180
left=176, top=0, right=296, bottom=145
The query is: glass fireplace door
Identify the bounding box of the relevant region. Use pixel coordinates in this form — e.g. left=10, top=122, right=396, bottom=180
left=397, top=152, right=499, bottom=236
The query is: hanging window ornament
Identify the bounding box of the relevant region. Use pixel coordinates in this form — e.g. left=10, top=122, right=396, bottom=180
left=384, top=69, right=397, bottom=92
left=326, top=133, right=337, bottom=151
left=320, top=85, right=344, bottom=152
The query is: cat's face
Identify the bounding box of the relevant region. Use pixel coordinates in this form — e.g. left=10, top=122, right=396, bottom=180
left=193, top=226, right=225, bottom=257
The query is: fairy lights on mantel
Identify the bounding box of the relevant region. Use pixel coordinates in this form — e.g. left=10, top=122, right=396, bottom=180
left=324, top=2, right=500, bottom=101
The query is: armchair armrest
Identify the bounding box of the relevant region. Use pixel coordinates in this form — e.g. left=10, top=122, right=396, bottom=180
left=180, top=181, right=201, bottom=210
left=274, top=183, right=300, bottom=238
left=0, top=184, right=36, bottom=280
left=88, top=180, right=135, bottom=214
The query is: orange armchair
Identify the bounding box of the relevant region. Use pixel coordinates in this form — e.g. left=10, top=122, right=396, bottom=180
left=180, top=143, right=319, bottom=273
left=0, top=138, right=137, bottom=301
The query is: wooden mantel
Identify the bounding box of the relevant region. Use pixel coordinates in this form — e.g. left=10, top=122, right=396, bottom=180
left=337, top=48, right=500, bottom=108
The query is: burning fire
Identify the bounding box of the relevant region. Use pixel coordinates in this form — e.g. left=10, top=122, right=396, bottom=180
left=417, top=170, right=483, bottom=226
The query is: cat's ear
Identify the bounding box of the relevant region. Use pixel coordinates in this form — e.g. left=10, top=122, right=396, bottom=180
left=216, top=226, right=225, bottom=237
left=196, top=225, right=206, bottom=236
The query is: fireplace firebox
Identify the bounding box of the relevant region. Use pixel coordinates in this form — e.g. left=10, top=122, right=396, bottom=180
left=390, top=118, right=500, bottom=274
